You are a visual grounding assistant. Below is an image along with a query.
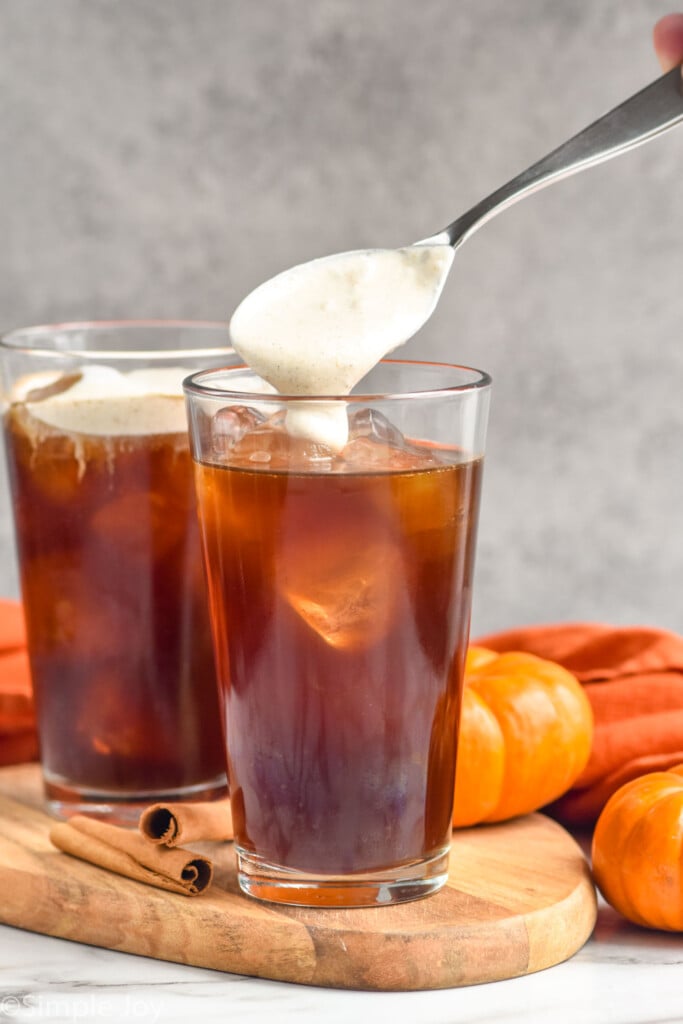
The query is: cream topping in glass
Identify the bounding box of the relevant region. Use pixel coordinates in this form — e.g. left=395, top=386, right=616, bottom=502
left=11, top=366, right=192, bottom=436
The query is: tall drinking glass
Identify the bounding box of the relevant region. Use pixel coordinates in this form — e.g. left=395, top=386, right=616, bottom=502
left=1, top=321, right=236, bottom=821
left=184, top=360, right=491, bottom=907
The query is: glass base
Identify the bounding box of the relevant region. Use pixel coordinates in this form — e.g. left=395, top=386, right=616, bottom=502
left=43, top=772, right=228, bottom=826
left=236, top=845, right=450, bottom=908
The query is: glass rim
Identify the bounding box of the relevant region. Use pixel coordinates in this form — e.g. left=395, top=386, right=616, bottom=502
left=0, top=319, right=233, bottom=361
left=183, top=359, right=492, bottom=403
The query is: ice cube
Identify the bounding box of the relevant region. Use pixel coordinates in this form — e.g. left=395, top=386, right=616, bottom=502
left=391, top=464, right=466, bottom=537
left=229, top=414, right=291, bottom=467
left=344, top=408, right=442, bottom=472
left=77, top=671, right=149, bottom=758
left=282, top=532, right=401, bottom=650
left=342, top=435, right=431, bottom=471
left=193, top=370, right=278, bottom=456
left=89, top=490, right=187, bottom=563
left=229, top=414, right=335, bottom=471
left=22, top=554, right=137, bottom=659
left=211, top=405, right=266, bottom=455
left=348, top=408, right=406, bottom=447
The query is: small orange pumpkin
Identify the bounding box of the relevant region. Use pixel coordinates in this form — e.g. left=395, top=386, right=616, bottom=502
left=591, top=764, right=683, bottom=931
left=453, top=647, right=593, bottom=827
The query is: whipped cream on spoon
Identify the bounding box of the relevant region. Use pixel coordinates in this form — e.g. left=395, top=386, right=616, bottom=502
left=230, top=66, right=683, bottom=447
left=230, top=244, right=453, bottom=397
left=230, top=244, right=453, bottom=449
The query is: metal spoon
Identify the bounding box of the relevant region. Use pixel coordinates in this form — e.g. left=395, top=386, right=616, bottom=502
left=421, top=65, right=683, bottom=250
left=228, top=66, right=683, bottom=414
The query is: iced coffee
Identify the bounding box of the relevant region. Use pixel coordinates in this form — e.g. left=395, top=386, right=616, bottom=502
left=1, top=325, right=231, bottom=820
left=185, top=361, right=490, bottom=906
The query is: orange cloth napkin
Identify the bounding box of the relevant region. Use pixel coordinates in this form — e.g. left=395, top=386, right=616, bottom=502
left=6, top=595, right=682, bottom=830
left=475, top=622, right=683, bottom=826
left=0, top=600, right=38, bottom=766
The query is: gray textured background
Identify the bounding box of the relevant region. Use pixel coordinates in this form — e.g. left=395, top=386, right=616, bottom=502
left=1, top=0, right=682, bottom=636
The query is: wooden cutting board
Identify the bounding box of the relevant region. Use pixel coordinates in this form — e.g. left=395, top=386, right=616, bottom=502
left=0, top=764, right=596, bottom=991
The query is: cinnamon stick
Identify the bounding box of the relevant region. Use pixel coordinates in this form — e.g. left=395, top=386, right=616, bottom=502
left=139, top=798, right=233, bottom=847
left=49, top=815, right=213, bottom=896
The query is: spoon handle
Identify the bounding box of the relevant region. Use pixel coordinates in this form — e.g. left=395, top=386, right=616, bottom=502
left=431, top=65, right=683, bottom=250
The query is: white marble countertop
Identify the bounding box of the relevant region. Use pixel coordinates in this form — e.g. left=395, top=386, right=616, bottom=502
left=1, top=897, right=682, bottom=1024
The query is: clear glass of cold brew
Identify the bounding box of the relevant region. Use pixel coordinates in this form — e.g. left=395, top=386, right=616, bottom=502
left=1, top=321, right=237, bottom=822
left=184, top=359, right=491, bottom=907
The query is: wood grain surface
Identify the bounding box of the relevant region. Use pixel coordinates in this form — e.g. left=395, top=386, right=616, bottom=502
left=0, top=764, right=597, bottom=991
